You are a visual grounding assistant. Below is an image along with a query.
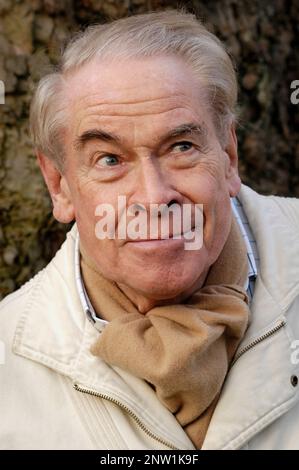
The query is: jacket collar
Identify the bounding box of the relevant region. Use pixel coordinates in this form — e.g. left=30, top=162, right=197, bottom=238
left=12, top=184, right=299, bottom=449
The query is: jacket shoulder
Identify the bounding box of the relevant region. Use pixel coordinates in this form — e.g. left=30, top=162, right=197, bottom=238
left=240, top=184, right=299, bottom=228
left=0, top=224, right=77, bottom=325
left=267, top=194, right=299, bottom=229
left=0, top=268, right=45, bottom=341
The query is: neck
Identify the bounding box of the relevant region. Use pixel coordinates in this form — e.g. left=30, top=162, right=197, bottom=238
left=80, top=257, right=210, bottom=315
left=116, top=270, right=209, bottom=313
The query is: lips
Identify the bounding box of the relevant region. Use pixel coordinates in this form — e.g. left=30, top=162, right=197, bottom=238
left=126, top=227, right=196, bottom=242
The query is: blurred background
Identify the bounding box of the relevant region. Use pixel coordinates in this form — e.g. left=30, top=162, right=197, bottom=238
left=0, top=0, right=298, bottom=298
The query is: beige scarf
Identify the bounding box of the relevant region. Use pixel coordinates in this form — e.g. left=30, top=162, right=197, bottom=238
left=90, top=216, right=250, bottom=448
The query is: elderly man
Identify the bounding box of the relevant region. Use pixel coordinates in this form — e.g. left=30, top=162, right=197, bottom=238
left=1, top=9, right=299, bottom=450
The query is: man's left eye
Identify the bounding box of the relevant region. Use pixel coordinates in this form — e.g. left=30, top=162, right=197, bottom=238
left=171, top=141, right=194, bottom=153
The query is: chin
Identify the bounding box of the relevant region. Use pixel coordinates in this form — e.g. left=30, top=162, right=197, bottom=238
left=127, top=269, right=200, bottom=301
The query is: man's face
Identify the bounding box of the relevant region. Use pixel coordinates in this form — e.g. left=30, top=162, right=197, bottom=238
left=57, top=55, right=240, bottom=299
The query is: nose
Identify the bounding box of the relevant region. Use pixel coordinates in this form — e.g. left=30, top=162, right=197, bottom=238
left=130, top=157, right=182, bottom=210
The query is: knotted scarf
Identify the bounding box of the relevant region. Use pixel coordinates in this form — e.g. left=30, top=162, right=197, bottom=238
left=89, top=216, right=250, bottom=448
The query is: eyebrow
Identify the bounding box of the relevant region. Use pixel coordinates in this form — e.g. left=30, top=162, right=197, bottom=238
left=164, top=123, right=206, bottom=141
left=74, top=129, right=122, bottom=150
left=74, top=122, right=207, bottom=151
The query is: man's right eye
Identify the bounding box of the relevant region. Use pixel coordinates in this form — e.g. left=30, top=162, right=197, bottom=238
left=96, top=155, right=120, bottom=167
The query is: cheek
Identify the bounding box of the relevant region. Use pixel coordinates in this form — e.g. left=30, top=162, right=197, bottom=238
left=72, top=178, right=108, bottom=221
left=73, top=193, right=98, bottom=227
left=70, top=184, right=105, bottom=245
left=74, top=186, right=121, bottom=251
left=176, top=152, right=225, bottom=201
left=182, top=171, right=221, bottom=207
left=203, top=191, right=232, bottom=260
left=183, top=165, right=231, bottom=254
left=75, top=193, right=119, bottom=270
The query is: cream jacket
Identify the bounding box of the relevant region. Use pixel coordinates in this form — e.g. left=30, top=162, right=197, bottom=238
left=1, top=184, right=299, bottom=450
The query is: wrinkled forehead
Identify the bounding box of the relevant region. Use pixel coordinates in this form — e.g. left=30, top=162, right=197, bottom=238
left=63, top=55, right=209, bottom=118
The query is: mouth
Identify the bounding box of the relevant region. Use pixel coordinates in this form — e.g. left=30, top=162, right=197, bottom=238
left=124, top=226, right=201, bottom=252
left=126, top=227, right=196, bottom=243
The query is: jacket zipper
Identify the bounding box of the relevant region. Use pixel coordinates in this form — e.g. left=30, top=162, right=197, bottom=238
left=74, top=320, right=286, bottom=447
left=230, top=319, right=286, bottom=368
left=73, top=383, right=178, bottom=450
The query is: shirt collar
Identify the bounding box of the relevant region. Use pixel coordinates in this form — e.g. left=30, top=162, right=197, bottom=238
left=74, top=233, right=108, bottom=331
left=231, top=196, right=258, bottom=278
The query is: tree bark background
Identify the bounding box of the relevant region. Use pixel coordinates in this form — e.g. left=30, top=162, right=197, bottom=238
left=0, top=0, right=298, bottom=298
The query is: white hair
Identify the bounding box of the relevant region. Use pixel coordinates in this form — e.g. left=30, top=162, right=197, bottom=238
left=29, top=9, right=238, bottom=169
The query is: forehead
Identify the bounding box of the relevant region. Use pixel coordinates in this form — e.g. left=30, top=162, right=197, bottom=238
left=64, top=56, right=210, bottom=138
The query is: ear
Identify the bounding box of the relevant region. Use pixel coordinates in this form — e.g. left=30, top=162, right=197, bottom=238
left=223, top=123, right=241, bottom=197
left=37, top=153, right=75, bottom=223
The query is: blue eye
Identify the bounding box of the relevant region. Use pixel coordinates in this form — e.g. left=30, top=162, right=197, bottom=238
left=98, top=155, right=120, bottom=166
left=172, top=141, right=193, bottom=153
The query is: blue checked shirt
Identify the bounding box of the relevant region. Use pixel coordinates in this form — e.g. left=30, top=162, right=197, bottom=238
left=75, top=196, right=259, bottom=332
